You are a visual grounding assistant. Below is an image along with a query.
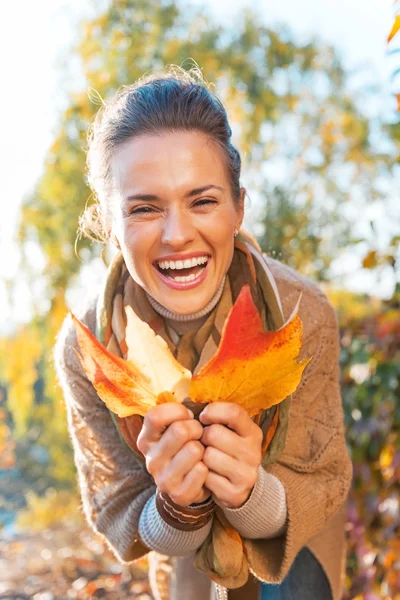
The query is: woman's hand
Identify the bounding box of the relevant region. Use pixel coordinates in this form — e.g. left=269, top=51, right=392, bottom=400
left=137, top=404, right=211, bottom=506
left=200, top=402, right=263, bottom=509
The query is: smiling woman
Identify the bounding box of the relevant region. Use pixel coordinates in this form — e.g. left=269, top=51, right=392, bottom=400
left=109, top=131, right=243, bottom=315
left=54, top=65, right=352, bottom=600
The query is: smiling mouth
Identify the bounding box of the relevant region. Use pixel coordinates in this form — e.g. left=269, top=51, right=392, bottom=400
left=155, top=257, right=210, bottom=283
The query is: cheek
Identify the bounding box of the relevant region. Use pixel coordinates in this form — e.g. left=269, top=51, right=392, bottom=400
left=119, top=225, right=155, bottom=276
left=205, top=215, right=236, bottom=258
left=121, top=221, right=155, bottom=252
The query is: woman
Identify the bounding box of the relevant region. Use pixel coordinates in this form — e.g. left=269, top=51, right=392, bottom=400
left=54, top=66, right=353, bottom=600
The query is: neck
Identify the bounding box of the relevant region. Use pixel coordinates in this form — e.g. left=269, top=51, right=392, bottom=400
left=145, top=276, right=226, bottom=322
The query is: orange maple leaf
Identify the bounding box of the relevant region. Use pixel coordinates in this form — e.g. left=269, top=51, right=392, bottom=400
left=189, top=285, right=311, bottom=416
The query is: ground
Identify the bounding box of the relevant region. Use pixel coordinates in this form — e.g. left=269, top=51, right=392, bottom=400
left=0, top=522, right=153, bottom=599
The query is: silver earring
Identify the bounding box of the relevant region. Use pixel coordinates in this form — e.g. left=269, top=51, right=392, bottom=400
left=234, top=228, right=239, bottom=237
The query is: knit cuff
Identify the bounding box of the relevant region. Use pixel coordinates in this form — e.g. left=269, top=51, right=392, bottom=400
left=138, top=494, right=213, bottom=557
left=222, top=466, right=287, bottom=539
left=156, top=489, right=216, bottom=531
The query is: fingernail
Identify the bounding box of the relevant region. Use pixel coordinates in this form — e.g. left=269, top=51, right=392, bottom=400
left=187, top=409, right=194, bottom=418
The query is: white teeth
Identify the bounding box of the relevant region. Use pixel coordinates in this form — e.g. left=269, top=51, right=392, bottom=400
left=174, top=273, right=197, bottom=282
left=157, top=255, right=209, bottom=270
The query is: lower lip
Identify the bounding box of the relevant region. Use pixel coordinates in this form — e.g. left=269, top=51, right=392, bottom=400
left=153, top=259, right=211, bottom=290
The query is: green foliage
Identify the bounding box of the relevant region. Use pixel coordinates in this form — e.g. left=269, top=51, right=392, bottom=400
left=257, top=186, right=351, bottom=279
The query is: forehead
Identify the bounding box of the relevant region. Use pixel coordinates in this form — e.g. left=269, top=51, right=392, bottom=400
left=111, top=131, right=229, bottom=192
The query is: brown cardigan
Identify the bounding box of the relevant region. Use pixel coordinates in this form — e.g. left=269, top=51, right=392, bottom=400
left=54, top=256, right=353, bottom=600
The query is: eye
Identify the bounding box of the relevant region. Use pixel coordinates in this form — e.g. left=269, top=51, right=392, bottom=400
left=130, top=205, right=157, bottom=215
left=193, top=198, right=217, bottom=208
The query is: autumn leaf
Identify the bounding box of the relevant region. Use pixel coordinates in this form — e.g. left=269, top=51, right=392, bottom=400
left=189, top=285, right=311, bottom=416
left=362, top=249, right=378, bottom=269
left=124, top=305, right=192, bottom=402
left=72, top=285, right=310, bottom=419
left=71, top=312, right=191, bottom=417
left=388, top=14, right=400, bottom=43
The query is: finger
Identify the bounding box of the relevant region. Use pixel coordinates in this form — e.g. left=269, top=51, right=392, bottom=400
left=199, top=402, right=257, bottom=438
left=160, top=440, right=205, bottom=490
left=137, top=403, right=194, bottom=453
left=201, top=423, right=244, bottom=461
left=202, top=446, right=248, bottom=485
left=205, top=470, right=246, bottom=508
left=166, top=461, right=209, bottom=507
left=158, top=418, right=204, bottom=460
left=146, top=419, right=203, bottom=475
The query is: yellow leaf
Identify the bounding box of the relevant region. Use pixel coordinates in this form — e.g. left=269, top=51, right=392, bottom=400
left=362, top=249, right=378, bottom=269
left=124, top=305, right=191, bottom=405
left=388, top=15, right=400, bottom=43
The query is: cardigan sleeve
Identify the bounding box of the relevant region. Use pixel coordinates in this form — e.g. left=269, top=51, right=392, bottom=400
left=53, top=301, right=154, bottom=562
left=241, top=281, right=353, bottom=584
left=138, top=494, right=213, bottom=556
left=222, top=467, right=287, bottom=538
left=53, top=300, right=211, bottom=562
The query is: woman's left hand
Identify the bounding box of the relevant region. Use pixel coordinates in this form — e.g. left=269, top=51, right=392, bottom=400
left=199, top=402, right=263, bottom=509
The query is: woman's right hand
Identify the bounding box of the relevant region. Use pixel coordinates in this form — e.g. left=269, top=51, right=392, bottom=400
left=136, top=404, right=210, bottom=506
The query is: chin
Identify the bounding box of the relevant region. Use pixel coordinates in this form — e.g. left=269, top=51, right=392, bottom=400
left=164, top=297, right=209, bottom=315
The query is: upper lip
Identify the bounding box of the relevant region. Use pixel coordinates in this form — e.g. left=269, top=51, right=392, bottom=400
left=153, top=251, right=211, bottom=263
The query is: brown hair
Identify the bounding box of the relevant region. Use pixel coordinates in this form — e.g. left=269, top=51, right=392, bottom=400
left=80, top=65, right=242, bottom=243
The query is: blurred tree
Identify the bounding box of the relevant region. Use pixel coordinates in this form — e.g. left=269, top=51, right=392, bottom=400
left=331, top=288, right=400, bottom=598
left=18, top=0, right=397, bottom=289
left=4, top=326, right=41, bottom=440
left=4, top=2, right=399, bottom=594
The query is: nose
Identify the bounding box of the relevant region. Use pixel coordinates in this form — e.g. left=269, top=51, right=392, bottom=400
left=161, top=207, right=195, bottom=249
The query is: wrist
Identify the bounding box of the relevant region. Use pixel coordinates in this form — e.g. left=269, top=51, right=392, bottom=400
left=238, top=486, right=254, bottom=508
left=224, top=485, right=254, bottom=509
left=192, top=489, right=212, bottom=504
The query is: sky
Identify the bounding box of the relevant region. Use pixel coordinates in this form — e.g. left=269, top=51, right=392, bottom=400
left=0, top=0, right=396, bottom=331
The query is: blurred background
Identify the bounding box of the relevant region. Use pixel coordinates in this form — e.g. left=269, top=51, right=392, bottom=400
left=0, top=0, right=399, bottom=598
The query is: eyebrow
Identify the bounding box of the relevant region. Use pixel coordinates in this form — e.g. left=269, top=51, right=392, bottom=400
left=125, top=184, right=224, bottom=203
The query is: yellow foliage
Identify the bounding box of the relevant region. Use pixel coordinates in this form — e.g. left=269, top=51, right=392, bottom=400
left=321, top=119, right=343, bottom=146
left=5, top=326, right=42, bottom=439
left=0, top=338, right=8, bottom=380
left=324, top=287, right=381, bottom=323
left=47, top=291, right=68, bottom=348
left=16, top=488, right=83, bottom=532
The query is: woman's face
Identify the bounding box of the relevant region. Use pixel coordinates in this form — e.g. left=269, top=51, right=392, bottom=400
left=110, top=131, right=244, bottom=315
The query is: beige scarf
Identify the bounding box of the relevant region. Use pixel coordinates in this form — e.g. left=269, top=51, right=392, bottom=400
left=95, top=229, right=291, bottom=587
